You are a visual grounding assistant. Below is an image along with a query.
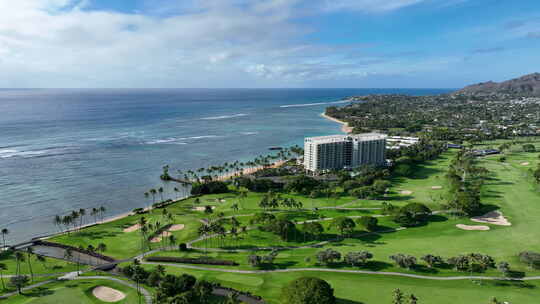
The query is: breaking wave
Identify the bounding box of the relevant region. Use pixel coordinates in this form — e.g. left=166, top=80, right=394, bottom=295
left=201, top=113, right=248, bottom=120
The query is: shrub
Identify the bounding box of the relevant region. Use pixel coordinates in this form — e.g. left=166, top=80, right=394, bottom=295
left=316, top=248, right=341, bottom=265
left=519, top=251, right=540, bottom=269
left=191, top=181, right=229, bottom=195
left=389, top=254, right=417, bottom=269
left=357, top=216, right=378, bottom=232
left=281, top=277, right=336, bottom=304
left=523, top=144, right=536, bottom=152
left=393, top=203, right=431, bottom=227
left=178, top=243, right=188, bottom=251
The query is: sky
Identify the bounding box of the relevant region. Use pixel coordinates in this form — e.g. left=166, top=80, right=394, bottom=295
left=0, top=0, right=539, bottom=88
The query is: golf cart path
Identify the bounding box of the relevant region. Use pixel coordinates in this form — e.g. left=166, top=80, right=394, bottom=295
left=142, top=262, right=540, bottom=281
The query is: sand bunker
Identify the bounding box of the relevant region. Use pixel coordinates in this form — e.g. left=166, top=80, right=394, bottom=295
left=471, top=211, right=511, bottom=226
left=431, top=186, right=443, bottom=190
left=150, top=231, right=172, bottom=243
left=123, top=223, right=141, bottom=233
left=193, top=206, right=216, bottom=211
left=169, top=224, right=185, bottom=231
left=92, top=286, right=126, bottom=302
left=456, top=224, right=490, bottom=231
left=400, top=190, right=413, bottom=195
left=150, top=225, right=185, bottom=242
left=521, top=162, right=530, bottom=166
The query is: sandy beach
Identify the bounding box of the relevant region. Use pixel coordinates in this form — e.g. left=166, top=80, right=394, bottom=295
left=321, top=112, right=353, bottom=133
left=215, top=160, right=287, bottom=181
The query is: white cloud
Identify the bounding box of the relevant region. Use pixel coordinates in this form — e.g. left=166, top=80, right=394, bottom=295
left=320, top=0, right=425, bottom=12
left=0, top=0, right=458, bottom=88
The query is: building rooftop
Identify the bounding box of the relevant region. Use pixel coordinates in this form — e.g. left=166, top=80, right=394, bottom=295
left=305, top=133, right=387, bottom=144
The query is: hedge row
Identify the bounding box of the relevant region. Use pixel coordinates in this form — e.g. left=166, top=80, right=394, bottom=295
left=145, top=256, right=238, bottom=266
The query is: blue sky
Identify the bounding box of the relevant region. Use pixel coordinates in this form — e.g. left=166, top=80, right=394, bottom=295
left=0, top=0, right=539, bottom=88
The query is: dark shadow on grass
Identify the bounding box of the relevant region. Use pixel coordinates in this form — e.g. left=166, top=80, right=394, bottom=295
left=22, top=287, right=55, bottom=297
left=411, top=264, right=439, bottom=274
left=492, top=280, right=536, bottom=289
left=337, top=298, right=364, bottom=304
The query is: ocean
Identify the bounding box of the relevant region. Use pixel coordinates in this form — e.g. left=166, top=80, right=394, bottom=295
left=0, top=88, right=450, bottom=244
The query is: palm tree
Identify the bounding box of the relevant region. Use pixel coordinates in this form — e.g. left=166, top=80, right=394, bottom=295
left=62, top=215, right=72, bottom=234
left=91, top=208, right=99, bottom=224
left=173, top=187, right=179, bottom=200
left=70, top=210, right=79, bottom=231
left=1, top=228, right=8, bottom=249
left=14, top=251, right=25, bottom=277
left=78, top=208, right=86, bottom=231
left=26, top=248, right=34, bottom=282
left=149, top=189, right=157, bottom=206
left=63, top=248, right=73, bottom=263
left=99, top=206, right=106, bottom=221
left=144, top=192, right=150, bottom=209
left=138, top=217, right=148, bottom=254
left=198, top=224, right=211, bottom=254
left=36, top=255, right=47, bottom=270
left=168, top=235, right=177, bottom=249
left=238, top=188, right=248, bottom=209
left=0, top=263, right=7, bottom=290
left=54, top=215, right=62, bottom=233
left=158, top=187, right=164, bottom=202
left=97, top=243, right=107, bottom=254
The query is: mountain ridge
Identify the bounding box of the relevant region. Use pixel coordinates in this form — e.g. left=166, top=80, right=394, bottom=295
left=455, top=73, right=540, bottom=96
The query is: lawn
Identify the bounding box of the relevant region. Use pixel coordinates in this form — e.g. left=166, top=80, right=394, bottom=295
left=0, top=250, right=79, bottom=276
left=146, top=265, right=540, bottom=304
left=0, top=279, right=140, bottom=304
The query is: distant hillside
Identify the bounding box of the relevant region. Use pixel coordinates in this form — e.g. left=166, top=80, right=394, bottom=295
left=455, top=73, right=540, bottom=96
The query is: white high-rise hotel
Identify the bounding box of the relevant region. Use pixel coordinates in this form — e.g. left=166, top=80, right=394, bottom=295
left=304, top=133, right=387, bottom=172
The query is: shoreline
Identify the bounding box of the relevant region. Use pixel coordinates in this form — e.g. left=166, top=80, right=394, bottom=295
left=12, top=161, right=287, bottom=246
left=320, top=112, right=353, bottom=134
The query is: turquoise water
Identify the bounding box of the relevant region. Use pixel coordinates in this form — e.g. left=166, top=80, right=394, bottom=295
left=0, top=88, right=450, bottom=243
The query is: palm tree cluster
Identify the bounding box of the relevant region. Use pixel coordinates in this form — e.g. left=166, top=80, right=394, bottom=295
left=136, top=209, right=177, bottom=254
left=174, top=146, right=303, bottom=184
left=197, top=216, right=248, bottom=252
left=259, top=192, right=303, bottom=210
left=53, top=206, right=106, bottom=234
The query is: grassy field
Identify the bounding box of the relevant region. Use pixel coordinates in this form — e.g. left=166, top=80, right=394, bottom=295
left=0, top=279, right=140, bottom=304
left=145, top=265, right=540, bottom=304
left=0, top=250, right=80, bottom=276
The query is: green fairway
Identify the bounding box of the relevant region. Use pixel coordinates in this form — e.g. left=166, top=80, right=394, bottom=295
left=146, top=265, right=540, bottom=304
left=1, top=279, right=140, bottom=304
left=0, top=250, right=79, bottom=276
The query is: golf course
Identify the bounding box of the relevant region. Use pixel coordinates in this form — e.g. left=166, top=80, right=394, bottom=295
left=2, top=139, right=540, bottom=303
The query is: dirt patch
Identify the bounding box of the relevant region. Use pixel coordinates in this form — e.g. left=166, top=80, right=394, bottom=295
left=521, top=162, right=530, bottom=166
left=193, top=206, right=216, bottom=211
left=431, top=186, right=443, bottom=190
left=400, top=190, right=413, bottom=195
left=471, top=210, right=511, bottom=226
left=92, top=286, right=126, bottom=302
left=456, top=224, right=490, bottom=231
left=169, top=224, right=185, bottom=231
left=123, top=223, right=141, bottom=233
